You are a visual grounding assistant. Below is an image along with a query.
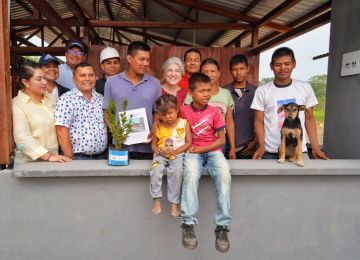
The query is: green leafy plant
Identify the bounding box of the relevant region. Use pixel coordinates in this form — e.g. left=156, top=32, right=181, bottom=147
left=106, top=99, right=133, bottom=150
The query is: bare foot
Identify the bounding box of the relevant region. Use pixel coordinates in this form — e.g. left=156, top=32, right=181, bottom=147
left=171, top=203, right=180, bottom=217
left=152, top=200, right=161, bottom=215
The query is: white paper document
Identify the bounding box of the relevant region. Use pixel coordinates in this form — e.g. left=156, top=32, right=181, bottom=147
left=120, top=107, right=150, bottom=145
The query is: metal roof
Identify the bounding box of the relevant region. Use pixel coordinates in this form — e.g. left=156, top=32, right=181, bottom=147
left=10, top=0, right=331, bottom=52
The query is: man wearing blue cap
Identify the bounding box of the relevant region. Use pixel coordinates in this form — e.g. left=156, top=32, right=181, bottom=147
left=56, top=39, right=88, bottom=90
left=39, top=54, right=69, bottom=100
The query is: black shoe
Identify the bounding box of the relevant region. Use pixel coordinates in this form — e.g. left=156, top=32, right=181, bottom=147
left=215, top=226, right=230, bottom=253
left=181, top=224, right=198, bottom=249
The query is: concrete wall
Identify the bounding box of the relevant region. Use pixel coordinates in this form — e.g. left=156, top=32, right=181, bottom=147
left=1, top=160, right=360, bottom=260
left=324, top=0, right=360, bottom=158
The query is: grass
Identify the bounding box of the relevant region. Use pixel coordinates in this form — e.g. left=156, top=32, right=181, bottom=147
left=313, top=109, right=325, bottom=125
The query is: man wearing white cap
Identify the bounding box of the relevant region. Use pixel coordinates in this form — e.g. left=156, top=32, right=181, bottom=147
left=95, top=47, right=122, bottom=95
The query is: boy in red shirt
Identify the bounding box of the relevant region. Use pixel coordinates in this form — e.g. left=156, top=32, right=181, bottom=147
left=180, top=73, right=232, bottom=253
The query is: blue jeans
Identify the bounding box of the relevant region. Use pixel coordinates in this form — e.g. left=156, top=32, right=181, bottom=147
left=180, top=151, right=232, bottom=226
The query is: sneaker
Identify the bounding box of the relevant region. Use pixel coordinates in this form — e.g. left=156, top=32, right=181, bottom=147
left=215, top=226, right=230, bottom=253
left=181, top=224, right=198, bottom=249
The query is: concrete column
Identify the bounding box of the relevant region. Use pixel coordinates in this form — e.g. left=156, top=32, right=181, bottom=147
left=324, top=0, right=360, bottom=158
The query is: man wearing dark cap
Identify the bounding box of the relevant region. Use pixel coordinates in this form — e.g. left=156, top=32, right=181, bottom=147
left=56, top=39, right=87, bottom=90
left=39, top=54, right=69, bottom=100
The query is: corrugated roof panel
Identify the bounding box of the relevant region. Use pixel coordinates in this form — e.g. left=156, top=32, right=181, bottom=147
left=275, top=0, right=329, bottom=25
left=201, top=0, right=248, bottom=13
left=49, top=1, right=75, bottom=19
left=10, top=0, right=32, bottom=19
left=148, top=1, right=187, bottom=22
left=9, top=0, right=332, bottom=49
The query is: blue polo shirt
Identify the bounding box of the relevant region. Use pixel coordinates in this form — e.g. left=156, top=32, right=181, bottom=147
left=56, top=63, right=76, bottom=90
left=103, top=71, right=162, bottom=153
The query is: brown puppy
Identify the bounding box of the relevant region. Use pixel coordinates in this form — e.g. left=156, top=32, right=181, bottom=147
left=277, top=102, right=306, bottom=167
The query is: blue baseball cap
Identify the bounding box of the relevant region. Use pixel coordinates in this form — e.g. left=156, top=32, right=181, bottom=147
left=66, top=39, right=87, bottom=53
left=39, top=54, right=60, bottom=66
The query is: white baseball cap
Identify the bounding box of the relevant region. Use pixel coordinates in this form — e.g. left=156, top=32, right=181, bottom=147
left=100, top=47, right=121, bottom=63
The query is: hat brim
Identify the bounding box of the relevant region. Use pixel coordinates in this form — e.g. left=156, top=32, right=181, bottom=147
left=67, top=43, right=86, bottom=52
left=40, top=60, right=60, bottom=66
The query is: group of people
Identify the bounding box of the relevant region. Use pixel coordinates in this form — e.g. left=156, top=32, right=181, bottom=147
left=12, top=39, right=328, bottom=253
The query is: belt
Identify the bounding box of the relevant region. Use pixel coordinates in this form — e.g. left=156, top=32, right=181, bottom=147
left=73, top=153, right=103, bottom=159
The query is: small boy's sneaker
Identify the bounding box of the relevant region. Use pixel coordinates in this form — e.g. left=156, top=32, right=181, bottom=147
left=181, top=224, right=197, bottom=249
left=215, top=225, right=230, bottom=253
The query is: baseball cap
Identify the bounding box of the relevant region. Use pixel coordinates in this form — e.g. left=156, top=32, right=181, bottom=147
left=66, top=39, right=88, bottom=53
left=100, top=47, right=121, bottom=63
left=39, top=54, right=60, bottom=66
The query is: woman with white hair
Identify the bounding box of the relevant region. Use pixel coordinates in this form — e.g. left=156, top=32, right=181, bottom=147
left=161, top=56, right=187, bottom=106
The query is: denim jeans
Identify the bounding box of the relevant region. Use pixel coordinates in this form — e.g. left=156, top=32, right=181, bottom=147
left=180, top=151, right=232, bottom=226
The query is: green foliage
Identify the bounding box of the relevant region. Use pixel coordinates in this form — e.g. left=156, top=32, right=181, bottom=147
left=308, top=74, right=327, bottom=124
left=107, top=99, right=133, bottom=150
left=23, top=56, right=40, bottom=63
left=259, top=77, right=274, bottom=86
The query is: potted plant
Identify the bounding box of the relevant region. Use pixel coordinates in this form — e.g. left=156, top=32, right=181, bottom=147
left=106, top=99, right=133, bottom=166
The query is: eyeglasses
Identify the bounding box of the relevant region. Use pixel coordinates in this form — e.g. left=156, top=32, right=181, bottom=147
left=67, top=49, right=85, bottom=56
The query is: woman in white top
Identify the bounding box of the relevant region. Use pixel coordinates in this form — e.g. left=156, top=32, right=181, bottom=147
left=12, top=63, right=71, bottom=162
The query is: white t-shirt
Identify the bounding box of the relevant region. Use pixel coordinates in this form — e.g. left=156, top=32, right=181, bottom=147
left=251, top=80, right=318, bottom=153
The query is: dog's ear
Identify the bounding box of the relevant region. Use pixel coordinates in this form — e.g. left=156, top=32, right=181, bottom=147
left=298, top=105, right=306, bottom=111
left=277, top=105, right=285, bottom=114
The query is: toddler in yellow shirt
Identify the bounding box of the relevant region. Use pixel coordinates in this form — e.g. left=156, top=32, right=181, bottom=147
left=150, top=94, right=192, bottom=217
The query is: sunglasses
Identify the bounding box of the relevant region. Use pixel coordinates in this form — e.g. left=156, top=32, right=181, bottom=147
left=67, top=49, right=85, bottom=56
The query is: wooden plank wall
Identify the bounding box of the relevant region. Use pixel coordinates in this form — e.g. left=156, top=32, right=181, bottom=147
left=88, top=46, right=259, bottom=87
left=0, top=0, right=13, bottom=165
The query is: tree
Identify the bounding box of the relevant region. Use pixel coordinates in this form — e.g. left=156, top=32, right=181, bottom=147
left=308, top=74, right=327, bottom=100
left=308, top=74, right=327, bottom=124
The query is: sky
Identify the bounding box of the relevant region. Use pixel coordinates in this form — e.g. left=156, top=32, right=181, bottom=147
left=259, top=23, right=331, bottom=81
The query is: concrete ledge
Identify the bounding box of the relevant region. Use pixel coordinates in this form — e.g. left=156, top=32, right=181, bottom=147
left=10, top=159, right=360, bottom=177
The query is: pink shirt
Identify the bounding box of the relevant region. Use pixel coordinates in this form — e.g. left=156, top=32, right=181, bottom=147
left=180, top=104, right=225, bottom=151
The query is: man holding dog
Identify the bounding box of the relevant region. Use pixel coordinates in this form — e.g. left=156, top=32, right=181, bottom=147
left=251, top=47, right=328, bottom=160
